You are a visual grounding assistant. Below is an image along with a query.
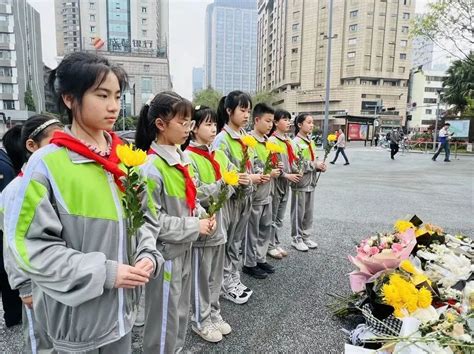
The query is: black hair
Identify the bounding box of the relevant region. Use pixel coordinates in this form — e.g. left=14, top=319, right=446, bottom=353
left=294, top=113, right=312, bottom=135
left=252, top=103, right=275, bottom=120
left=216, top=90, right=252, bottom=132
left=444, top=122, right=450, bottom=126
left=135, top=91, right=193, bottom=151
left=182, top=105, right=217, bottom=149
left=49, top=52, right=128, bottom=123
left=3, top=125, right=23, bottom=174
left=21, top=115, right=63, bottom=162
left=269, top=109, right=291, bottom=135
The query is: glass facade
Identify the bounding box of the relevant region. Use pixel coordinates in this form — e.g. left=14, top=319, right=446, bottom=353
left=107, top=0, right=131, bottom=53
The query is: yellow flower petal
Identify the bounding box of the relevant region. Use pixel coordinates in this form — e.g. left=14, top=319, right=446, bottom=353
left=116, top=144, right=147, bottom=167
left=222, top=170, right=239, bottom=186
left=394, top=220, right=415, bottom=233
left=265, top=141, right=284, bottom=153
left=400, top=260, right=416, bottom=274
left=417, top=287, right=432, bottom=308
left=241, top=135, right=258, bottom=148
left=327, top=134, right=337, bottom=142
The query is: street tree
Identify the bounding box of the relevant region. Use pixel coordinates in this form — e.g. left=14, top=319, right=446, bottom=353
left=442, top=53, right=474, bottom=114
left=193, top=87, right=221, bottom=111
left=412, top=0, right=473, bottom=65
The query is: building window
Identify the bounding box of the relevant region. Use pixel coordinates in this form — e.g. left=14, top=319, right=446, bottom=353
left=293, top=11, right=300, bottom=19
left=424, top=98, right=437, bottom=104
left=292, top=48, right=298, bottom=54
left=0, top=50, right=11, bottom=59
left=400, top=40, right=407, bottom=47
left=403, top=0, right=409, bottom=5
left=115, top=2, right=120, bottom=10
left=292, top=36, right=299, bottom=43
left=401, top=26, right=409, bottom=34
left=426, top=76, right=445, bottom=82
left=349, top=24, right=358, bottom=32
left=292, top=23, right=299, bottom=31
left=347, top=51, right=356, bottom=58
left=142, top=30, right=147, bottom=36
left=350, top=10, right=358, bottom=18
left=142, top=7, right=147, bottom=13
left=89, top=2, right=95, bottom=10
left=0, top=67, right=13, bottom=76
left=398, top=66, right=405, bottom=73
left=2, top=83, right=13, bottom=93
left=142, top=77, right=152, bottom=93
left=142, top=18, right=147, bottom=25
left=425, top=109, right=432, bottom=114
left=90, top=26, right=96, bottom=33
left=90, top=14, right=95, bottom=21
left=4, top=100, right=15, bottom=109
left=144, top=64, right=150, bottom=72
left=400, top=53, right=406, bottom=60
left=348, top=38, right=357, bottom=45
left=403, top=13, right=410, bottom=20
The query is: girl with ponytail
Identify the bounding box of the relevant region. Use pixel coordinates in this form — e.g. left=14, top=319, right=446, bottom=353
left=212, top=90, right=261, bottom=305
left=290, top=113, right=327, bottom=252
left=135, top=92, right=216, bottom=353
left=3, top=51, right=161, bottom=353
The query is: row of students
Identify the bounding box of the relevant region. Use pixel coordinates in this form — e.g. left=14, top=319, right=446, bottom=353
left=1, top=51, right=326, bottom=353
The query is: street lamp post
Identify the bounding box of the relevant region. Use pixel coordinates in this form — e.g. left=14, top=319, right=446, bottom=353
left=322, top=0, right=334, bottom=148
left=432, top=89, right=442, bottom=151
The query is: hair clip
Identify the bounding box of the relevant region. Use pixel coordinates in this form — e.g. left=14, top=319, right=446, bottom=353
left=195, top=105, right=201, bottom=110
left=29, top=119, right=62, bottom=139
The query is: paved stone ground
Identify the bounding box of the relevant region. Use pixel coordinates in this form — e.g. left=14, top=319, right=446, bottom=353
left=2, top=146, right=473, bottom=353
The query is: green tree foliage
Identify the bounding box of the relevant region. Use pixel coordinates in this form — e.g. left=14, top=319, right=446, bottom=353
left=115, top=116, right=138, bottom=131
left=411, top=0, right=473, bottom=64
left=24, top=84, right=36, bottom=112
left=442, top=53, right=474, bottom=114
left=193, top=87, right=222, bottom=111
left=252, top=90, right=277, bottom=106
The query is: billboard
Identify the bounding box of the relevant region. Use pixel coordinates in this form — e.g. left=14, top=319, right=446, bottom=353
left=446, top=120, right=470, bottom=138
left=348, top=123, right=369, bottom=140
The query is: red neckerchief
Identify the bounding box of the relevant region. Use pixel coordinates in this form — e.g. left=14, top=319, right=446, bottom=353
left=273, top=133, right=296, bottom=166
left=298, top=135, right=315, bottom=161
left=147, top=148, right=197, bottom=214
left=186, top=146, right=222, bottom=181
left=50, top=131, right=126, bottom=191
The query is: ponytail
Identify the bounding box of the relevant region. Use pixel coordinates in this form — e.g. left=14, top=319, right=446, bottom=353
left=216, top=96, right=228, bottom=133
left=3, top=126, right=24, bottom=173
left=135, top=104, right=155, bottom=151
left=135, top=91, right=193, bottom=151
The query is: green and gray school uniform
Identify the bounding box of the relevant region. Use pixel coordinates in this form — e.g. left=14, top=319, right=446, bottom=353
left=185, top=141, right=234, bottom=330
left=212, top=125, right=254, bottom=291
left=141, top=143, right=205, bottom=354
left=244, top=132, right=272, bottom=267
left=291, top=135, right=318, bottom=241
left=267, top=133, right=298, bottom=250
left=3, top=142, right=162, bottom=353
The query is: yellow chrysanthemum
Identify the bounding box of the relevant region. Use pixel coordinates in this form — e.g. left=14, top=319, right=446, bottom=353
left=400, top=260, right=416, bottom=274
left=394, top=219, right=415, bottom=233
left=327, top=134, right=337, bottom=142
left=116, top=144, right=147, bottom=167
left=241, top=135, right=258, bottom=148
left=222, top=170, right=239, bottom=186
left=417, top=287, right=432, bottom=308
left=265, top=141, right=284, bottom=154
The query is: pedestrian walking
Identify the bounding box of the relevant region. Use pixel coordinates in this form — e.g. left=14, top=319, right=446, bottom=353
left=389, top=128, right=401, bottom=159
left=432, top=123, right=453, bottom=162
left=330, top=128, right=350, bottom=165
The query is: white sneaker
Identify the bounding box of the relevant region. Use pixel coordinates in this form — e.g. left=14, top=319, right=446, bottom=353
left=267, top=248, right=283, bottom=259
left=220, top=286, right=250, bottom=305
left=212, top=316, right=232, bottom=335
left=303, top=239, right=318, bottom=249
left=192, top=323, right=223, bottom=343
left=291, top=238, right=309, bottom=252
left=236, top=281, right=253, bottom=296
left=276, top=246, right=288, bottom=257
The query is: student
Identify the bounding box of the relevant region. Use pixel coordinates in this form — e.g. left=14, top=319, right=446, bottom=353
left=290, top=113, right=326, bottom=252
left=267, top=109, right=301, bottom=259
left=242, top=103, right=279, bottom=279
left=183, top=105, right=239, bottom=343
left=3, top=52, right=161, bottom=353
left=1, top=115, right=63, bottom=353
left=213, top=91, right=258, bottom=305
left=135, top=92, right=216, bottom=353
left=0, top=126, right=23, bottom=330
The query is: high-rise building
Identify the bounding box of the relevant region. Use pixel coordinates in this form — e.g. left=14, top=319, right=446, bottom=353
left=205, top=0, right=257, bottom=95
left=407, top=68, right=448, bottom=131
left=257, top=0, right=415, bottom=130
left=192, top=67, right=204, bottom=95
left=54, top=0, right=172, bottom=115
left=0, top=0, right=44, bottom=123
left=412, top=35, right=434, bottom=70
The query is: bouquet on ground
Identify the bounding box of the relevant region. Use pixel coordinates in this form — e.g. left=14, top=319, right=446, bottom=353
left=206, top=170, right=239, bottom=216
left=116, top=143, right=147, bottom=261
left=263, top=141, right=284, bottom=174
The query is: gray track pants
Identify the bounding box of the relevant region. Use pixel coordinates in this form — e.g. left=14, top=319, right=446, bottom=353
left=290, top=190, right=315, bottom=240
left=244, top=203, right=272, bottom=267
